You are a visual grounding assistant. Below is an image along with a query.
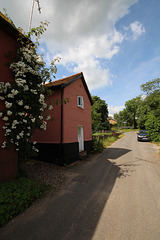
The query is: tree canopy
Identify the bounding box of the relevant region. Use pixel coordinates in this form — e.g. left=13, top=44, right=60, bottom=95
left=114, top=78, right=160, bottom=141
left=91, top=95, right=108, bottom=131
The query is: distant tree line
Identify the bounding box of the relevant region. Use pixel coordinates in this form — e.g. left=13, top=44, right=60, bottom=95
left=114, top=78, right=160, bottom=142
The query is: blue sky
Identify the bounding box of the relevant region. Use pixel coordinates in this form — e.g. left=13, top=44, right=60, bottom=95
left=1, top=0, right=160, bottom=116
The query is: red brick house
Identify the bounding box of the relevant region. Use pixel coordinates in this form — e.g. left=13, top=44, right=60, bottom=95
left=0, top=12, right=18, bottom=181
left=33, top=72, right=93, bottom=165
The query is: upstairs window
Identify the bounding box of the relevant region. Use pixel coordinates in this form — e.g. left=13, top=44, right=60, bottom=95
left=77, top=96, right=84, bottom=109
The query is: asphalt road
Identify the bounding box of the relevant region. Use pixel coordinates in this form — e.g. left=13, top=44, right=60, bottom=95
left=1, top=132, right=160, bottom=240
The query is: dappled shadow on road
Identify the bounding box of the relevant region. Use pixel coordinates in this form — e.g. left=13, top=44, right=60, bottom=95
left=0, top=147, right=135, bottom=240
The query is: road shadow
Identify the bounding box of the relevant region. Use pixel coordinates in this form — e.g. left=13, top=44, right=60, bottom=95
left=0, top=147, right=133, bottom=240
left=104, top=147, right=132, bottom=160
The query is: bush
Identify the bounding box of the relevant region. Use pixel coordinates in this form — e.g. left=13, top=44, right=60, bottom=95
left=0, top=177, right=49, bottom=227
left=92, top=137, right=104, bottom=153
left=145, top=113, right=160, bottom=142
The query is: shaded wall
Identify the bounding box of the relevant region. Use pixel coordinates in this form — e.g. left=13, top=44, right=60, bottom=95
left=0, top=25, right=18, bottom=182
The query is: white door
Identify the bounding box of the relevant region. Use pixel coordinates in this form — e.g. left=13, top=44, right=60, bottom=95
left=78, top=126, right=84, bottom=152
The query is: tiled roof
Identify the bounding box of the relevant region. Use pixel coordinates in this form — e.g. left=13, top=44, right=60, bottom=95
left=109, top=119, right=117, bottom=125
left=45, top=72, right=83, bottom=87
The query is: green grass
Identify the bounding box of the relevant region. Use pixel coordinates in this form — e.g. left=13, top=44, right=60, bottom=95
left=92, top=132, right=112, bottom=136
left=118, top=128, right=139, bottom=132
left=92, top=133, right=124, bottom=152
left=103, top=134, right=124, bottom=148
left=0, top=177, right=50, bottom=228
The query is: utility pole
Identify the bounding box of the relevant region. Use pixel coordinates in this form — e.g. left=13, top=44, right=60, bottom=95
left=28, top=0, right=41, bottom=32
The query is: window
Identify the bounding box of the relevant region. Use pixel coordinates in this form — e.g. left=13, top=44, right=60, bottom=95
left=77, top=96, right=84, bottom=109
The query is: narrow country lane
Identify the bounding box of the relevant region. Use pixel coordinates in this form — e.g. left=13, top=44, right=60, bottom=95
left=0, top=132, right=160, bottom=240
left=92, top=132, right=160, bottom=240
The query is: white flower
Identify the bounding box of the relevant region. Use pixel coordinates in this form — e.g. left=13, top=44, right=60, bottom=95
left=15, top=78, right=26, bottom=87
left=32, top=145, right=39, bottom=152
left=17, top=100, right=23, bottom=106
left=16, top=135, right=20, bottom=140
left=13, top=120, right=18, bottom=124
left=36, top=55, right=45, bottom=66
left=7, top=94, right=14, bottom=98
left=3, top=116, right=8, bottom=121
left=0, top=82, right=5, bottom=92
left=39, top=94, right=45, bottom=104
left=7, top=111, right=12, bottom=116
left=19, top=131, right=24, bottom=137
left=0, top=96, right=5, bottom=100
left=11, top=89, right=18, bottom=95
left=46, top=115, right=51, bottom=121
left=5, top=101, right=12, bottom=108
left=40, top=121, right=47, bottom=130
left=0, top=112, right=3, bottom=117
left=6, top=129, right=11, bottom=133
left=24, top=105, right=30, bottom=109
left=31, top=89, right=38, bottom=94
left=18, top=112, right=25, bottom=116
left=43, top=103, right=47, bottom=109
left=31, top=118, right=35, bottom=123
left=5, top=82, right=11, bottom=88
left=33, top=141, right=37, bottom=145
left=23, top=119, right=27, bottom=123
left=1, top=141, right=6, bottom=148
left=48, top=105, right=53, bottom=110
left=23, top=85, right=29, bottom=91
left=39, top=116, right=43, bottom=120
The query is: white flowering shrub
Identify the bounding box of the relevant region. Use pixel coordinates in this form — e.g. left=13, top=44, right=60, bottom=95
left=0, top=44, right=55, bottom=161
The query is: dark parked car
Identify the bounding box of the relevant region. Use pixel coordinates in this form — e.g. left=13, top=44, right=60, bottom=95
left=137, top=130, right=149, bottom=141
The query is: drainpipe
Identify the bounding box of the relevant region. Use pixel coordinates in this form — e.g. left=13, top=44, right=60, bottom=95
left=60, top=84, right=64, bottom=165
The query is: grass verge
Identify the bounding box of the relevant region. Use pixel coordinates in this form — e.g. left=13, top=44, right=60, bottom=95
left=103, top=134, right=124, bottom=148
left=92, top=133, right=124, bottom=153
left=0, top=176, right=50, bottom=228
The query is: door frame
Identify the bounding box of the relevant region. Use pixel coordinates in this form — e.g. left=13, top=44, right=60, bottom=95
left=78, top=126, right=84, bottom=152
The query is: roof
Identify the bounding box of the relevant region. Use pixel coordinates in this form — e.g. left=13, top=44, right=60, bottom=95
left=109, top=119, right=117, bottom=125
left=0, top=11, right=20, bottom=37
left=45, top=72, right=93, bottom=105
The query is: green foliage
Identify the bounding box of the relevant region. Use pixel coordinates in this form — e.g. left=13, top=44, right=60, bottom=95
left=141, top=78, right=160, bottom=94
left=92, top=137, right=104, bottom=153
left=91, top=95, right=109, bottom=131
left=103, top=136, right=117, bottom=148
left=145, top=113, right=160, bottom=142
left=115, top=78, right=160, bottom=142
left=0, top=177, right=49, bottom=227
left=125, top=96, right=141, bottom=129
left=92, top=133, right=123, bottom=152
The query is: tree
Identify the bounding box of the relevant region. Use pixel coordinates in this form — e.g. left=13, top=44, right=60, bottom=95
left=139, top=78, right=160, bottom=141
left=91, top=95, right=108, bottom=131
left=141, top=78, right=160, bottom=95
left=125, top=96, right=141, bottom=129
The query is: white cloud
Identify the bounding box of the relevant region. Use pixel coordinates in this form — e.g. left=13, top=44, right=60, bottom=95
left=130, top=21, right=145, bottom=40
left=124, top=21, right=145, bottom=40
left=108, top=105, right=125, bottom=117
left=0, top=0, right=139, bottom=89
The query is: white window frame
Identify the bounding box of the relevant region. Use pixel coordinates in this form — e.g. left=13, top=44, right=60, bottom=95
left=77, top=96, right=84, bottom=109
